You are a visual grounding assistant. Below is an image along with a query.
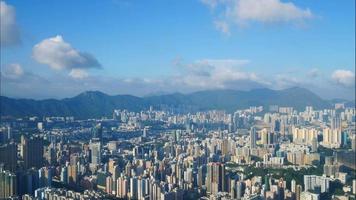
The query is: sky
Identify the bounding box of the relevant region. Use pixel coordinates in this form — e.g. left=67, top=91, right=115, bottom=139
left=0, top=0, right=355, bottom=100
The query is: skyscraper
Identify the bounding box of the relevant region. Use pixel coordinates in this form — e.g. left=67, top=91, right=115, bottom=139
left=206, top=162, right=226, bottom=195
left=250, top=126, right=256, bottom=148
left=0, top=143, right=17, bottom=172
left=90, top=139, right=101, bottom=165
left=93, top=123, right=103, bottom=142
left=21, top=136, right=44, bottom=169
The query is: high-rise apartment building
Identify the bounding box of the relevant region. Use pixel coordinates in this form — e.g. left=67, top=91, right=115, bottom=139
left=0, top=170, right=17, bottom=198
left=206, top=162, right=226, bottom=195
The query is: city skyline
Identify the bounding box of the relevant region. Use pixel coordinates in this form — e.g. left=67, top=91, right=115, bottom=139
left=1, top=1, right=356, bottom=200
left=1, top=0, right=355, bottom=99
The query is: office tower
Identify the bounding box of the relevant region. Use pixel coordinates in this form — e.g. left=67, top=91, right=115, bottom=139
left=0, top=170, right=17, bottom=198
left=90, top=139, right=101, bottom=165
left=0, top=143, right=17, bottom=172
left=250, top=126, right=256, bottom=148
left=93, top=123, right=103, bottom=141
left=206, top=162, right=226, bottom=195
left=22, top=136, right=44, bottom=169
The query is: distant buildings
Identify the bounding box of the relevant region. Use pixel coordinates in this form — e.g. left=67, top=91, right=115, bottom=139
left=0, top=104, right=355, bottom=199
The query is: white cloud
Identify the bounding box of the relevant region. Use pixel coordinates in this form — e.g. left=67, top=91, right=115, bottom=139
left=32, top=35, right=101, bottom=71
left=69, top=69, right=89, bottom=79
left=201, top=0, right=313, bottom=34
left=174, top=58, right=266, bottom=90
left=331, top=69, right=355, bottom=88
left=2, top=63, right=24, bottom=78
left=307, top=68, right=319, bottom=78
left=232, top=0, right=313, bottom=23
left=0, top=1, right=21, bottom=47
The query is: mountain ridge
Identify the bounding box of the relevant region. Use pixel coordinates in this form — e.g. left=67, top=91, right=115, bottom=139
left=0, top=87, right=345, bottom=119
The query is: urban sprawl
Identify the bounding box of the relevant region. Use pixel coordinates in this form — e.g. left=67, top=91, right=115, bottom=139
left=0, top=104, right=355, bottom=200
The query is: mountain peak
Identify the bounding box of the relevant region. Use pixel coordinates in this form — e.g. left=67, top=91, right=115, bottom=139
left=77, top=90, right=108, bottom=97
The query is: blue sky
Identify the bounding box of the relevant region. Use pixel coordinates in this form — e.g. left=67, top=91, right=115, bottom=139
left=0, top=0, right=355, bottom=99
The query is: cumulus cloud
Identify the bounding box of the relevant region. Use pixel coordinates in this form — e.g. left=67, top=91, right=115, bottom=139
left=32, top=35, right=101, bottom=71
left=201, top=0, right=313, bottom=34
left=69, top=69, right=89, bottom=79
left=331, top=70, right=355, bottom=88
left=0, top=1, right=21, bottom=47
left=1, top=63, right=24, bottom=78
left=307, top=68, right=319, bottom=78
left=173, top=58, right=267, bottom=90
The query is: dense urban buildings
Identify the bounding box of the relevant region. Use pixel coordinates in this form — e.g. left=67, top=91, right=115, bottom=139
left=0, top=103, right=355, bottom=200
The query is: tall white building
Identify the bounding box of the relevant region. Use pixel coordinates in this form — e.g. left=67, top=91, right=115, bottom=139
left=90, top=139, right=101, bottom=165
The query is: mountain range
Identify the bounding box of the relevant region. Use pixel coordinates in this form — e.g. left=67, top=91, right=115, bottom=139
left=1, top=87, right=353, bottom=119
